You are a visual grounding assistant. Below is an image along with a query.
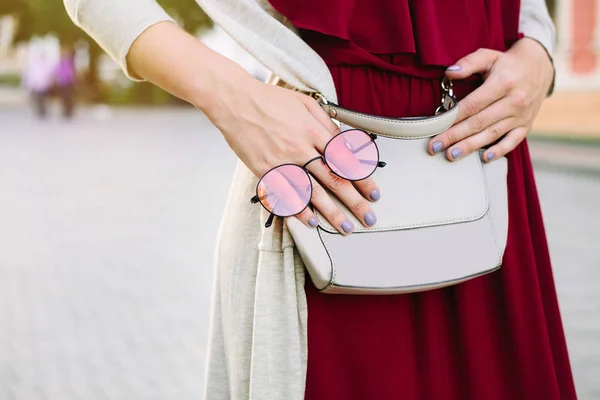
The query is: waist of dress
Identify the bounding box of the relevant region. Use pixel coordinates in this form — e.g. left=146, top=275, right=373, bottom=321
left=301, top=30, right=464, bottom=80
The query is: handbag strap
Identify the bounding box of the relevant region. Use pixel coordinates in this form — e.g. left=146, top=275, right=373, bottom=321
left=312, top=78, right=458, bottom=139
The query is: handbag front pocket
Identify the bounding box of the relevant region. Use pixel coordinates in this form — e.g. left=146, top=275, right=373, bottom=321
left=287, top=134, right=508, bottom=294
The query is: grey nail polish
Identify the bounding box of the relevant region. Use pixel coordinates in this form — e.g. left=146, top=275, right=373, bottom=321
left=341, top=220, right=353, bottom=233
left=487, top=152, right=495, bottom=161
left=447, top=65, right=461, bottom=71
left=451, top=148, right=462, bottom=159
left=364, top=212, right=377, bottom=227
left=308, top=217, right=319, bottom=227
left=370, top=189, right=381, bottom=201
left=432, top=141, right=444, bottom=153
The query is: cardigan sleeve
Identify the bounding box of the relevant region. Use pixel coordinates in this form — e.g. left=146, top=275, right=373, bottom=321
left=518, top=0, right=556, bottom=56
left=64, top=0, right=176, bottom=80
left=518, top=0, right=557, bottom=94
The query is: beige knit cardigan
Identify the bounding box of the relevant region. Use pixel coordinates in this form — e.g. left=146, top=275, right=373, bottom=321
left=63, top=1, right=556, bottom=398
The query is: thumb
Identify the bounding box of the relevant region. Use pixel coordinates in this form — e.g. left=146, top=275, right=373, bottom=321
left=445, top=48, right=502, bottom=79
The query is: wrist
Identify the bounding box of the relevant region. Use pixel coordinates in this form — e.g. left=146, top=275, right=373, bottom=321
left=515, top=36, right=556, bottom=96
left=187, top=59, right=257, bottom=118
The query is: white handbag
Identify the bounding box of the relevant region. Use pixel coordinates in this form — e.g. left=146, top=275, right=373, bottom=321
left=284, top=78, right=509, bottom=295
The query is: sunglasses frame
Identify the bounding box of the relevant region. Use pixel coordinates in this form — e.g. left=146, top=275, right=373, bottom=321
left=322, top=129, right=385, bottom=182
left=250, top=129, right=386, bottom=228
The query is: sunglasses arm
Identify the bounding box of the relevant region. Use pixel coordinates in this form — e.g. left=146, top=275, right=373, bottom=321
left=357, top=159, right=387, bottom=168
left=250, top=194, right=278, bottom=228
left=251, top=192, right=277, bottom=204
left=265, top=212, right=275, bottom=228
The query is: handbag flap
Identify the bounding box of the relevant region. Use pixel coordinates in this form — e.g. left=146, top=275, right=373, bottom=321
left=315, top=136, right=490, bottom=234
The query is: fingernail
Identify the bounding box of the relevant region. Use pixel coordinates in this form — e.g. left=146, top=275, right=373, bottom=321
left=308, top=217, right=319, bottom=227
left=370, top=189, right=380, bottom=201
left=364, top=212, right=377, bottom=227
left=432, top=141, right=444, bottom=153
left=341, top=220, right=353, bottom=233
left=451, top=148, right=462, bottom=159
left=447, top=65, right=461, bottom=71
left=487, top=152, right=495, bottom=162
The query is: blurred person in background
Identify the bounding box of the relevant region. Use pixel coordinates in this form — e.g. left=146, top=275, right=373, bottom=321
left=22, top=49, right=55, bottom=119
left=64, top=0, right=576, bottom=399
left=54, top=45, right=77, bottom=119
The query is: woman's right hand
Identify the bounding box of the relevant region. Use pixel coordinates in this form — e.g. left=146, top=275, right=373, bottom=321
left=123, top=21, right=378, bottom=233
left=205, top=77, right=380, bottom=234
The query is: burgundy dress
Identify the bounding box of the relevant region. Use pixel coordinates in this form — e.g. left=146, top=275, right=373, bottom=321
left=268, top=1, right=578, bottom=398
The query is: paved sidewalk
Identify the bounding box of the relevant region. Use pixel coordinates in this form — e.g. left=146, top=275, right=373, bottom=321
left=0, top=87, right=26, bottom=107
left=529, top=139, right=600, bottom=174
left=0, top=108, right=598, bottom=399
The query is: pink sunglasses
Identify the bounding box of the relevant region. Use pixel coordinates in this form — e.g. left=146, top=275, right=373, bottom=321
left=250, top=129, right=386, bottom=228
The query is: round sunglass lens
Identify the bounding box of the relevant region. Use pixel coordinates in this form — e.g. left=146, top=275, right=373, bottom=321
left=256, top=164, right=312, bottom=217
left=324, top=129, right=379, bottom=180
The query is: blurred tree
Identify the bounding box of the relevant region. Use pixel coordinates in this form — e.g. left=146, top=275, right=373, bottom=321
left=157, top=0, right=213, bottom=32
left=545, top=0, right=556, bottom=21
left=1, top=0, right=212, bottom=103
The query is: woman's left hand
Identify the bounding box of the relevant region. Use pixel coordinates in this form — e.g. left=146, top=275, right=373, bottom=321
left=428, top=37, right=555, bottom=162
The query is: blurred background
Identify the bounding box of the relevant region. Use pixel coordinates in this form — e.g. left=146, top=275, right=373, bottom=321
left=0, top=0, right=598, bottom=399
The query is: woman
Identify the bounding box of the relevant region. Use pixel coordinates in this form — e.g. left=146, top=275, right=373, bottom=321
left=64, top=0, right=577, bottom=399
left=22, top=49, right=55, bottom=119
left=54, top=45, right=77, bottom=119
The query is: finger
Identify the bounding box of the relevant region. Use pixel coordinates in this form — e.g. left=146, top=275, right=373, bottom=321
left=455, top=77, right=509, bottom=127
left=444, top=118, right=516, bottom=161
left=258, top=166, right=310, bottom=217
left=481, top=126, right=529, bottom=162
left=445, top=48, right=502, bottom=80
left=307, top=176, right=355, bottom=235
left=429, top=97, right=515, bottom=154
left=306, top=158, right=377, bottom=229
left=353, top=176, right=380, bottom=202
left=299, top=94, right=341, bottom=132
left=299, top=95, right=343, bottom=152
left=327, top=146, right=380, bottom=201
left=294, top=206, right=321, bottom=228
left=323, top=131, right=381, bottom=201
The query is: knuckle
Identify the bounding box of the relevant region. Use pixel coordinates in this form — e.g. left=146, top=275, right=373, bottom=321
left=444, top=131, right=456, bottom=145
left=310, top=181, right=324, bottom=199
left=488, top=126, right=501, bottom=141
left=254, top=156, right=275, bottom=177
left=300, top=150, right=316, bottom=164
left=511, top=89, right=529, bottom=110
left=354, top=179, right=375, bottom=194
left=329, top=120, right=341, bottom=135
left=281, top=135, right=303, bottom=153
left=489, top=49, right=502, bottom=59
left=327, top=171, right=350, bottom=193
left=463, top=141, right=474, bottom=155
left=254, top=161, right=269, bottom=177
left=471, top=114, right=487, bottom=132
left=463, top=97, right=480, bottom=117
left=307, top=124, right=325, bottom=142
left=327, top=208, right=344, bottom=224
left=474, top=48, right=490, bottom=59
left=499, top=75, right=516, bottom=92
left=350, top=201, right=370, bottom=217
left=306, top=96, right=319, bottom=108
